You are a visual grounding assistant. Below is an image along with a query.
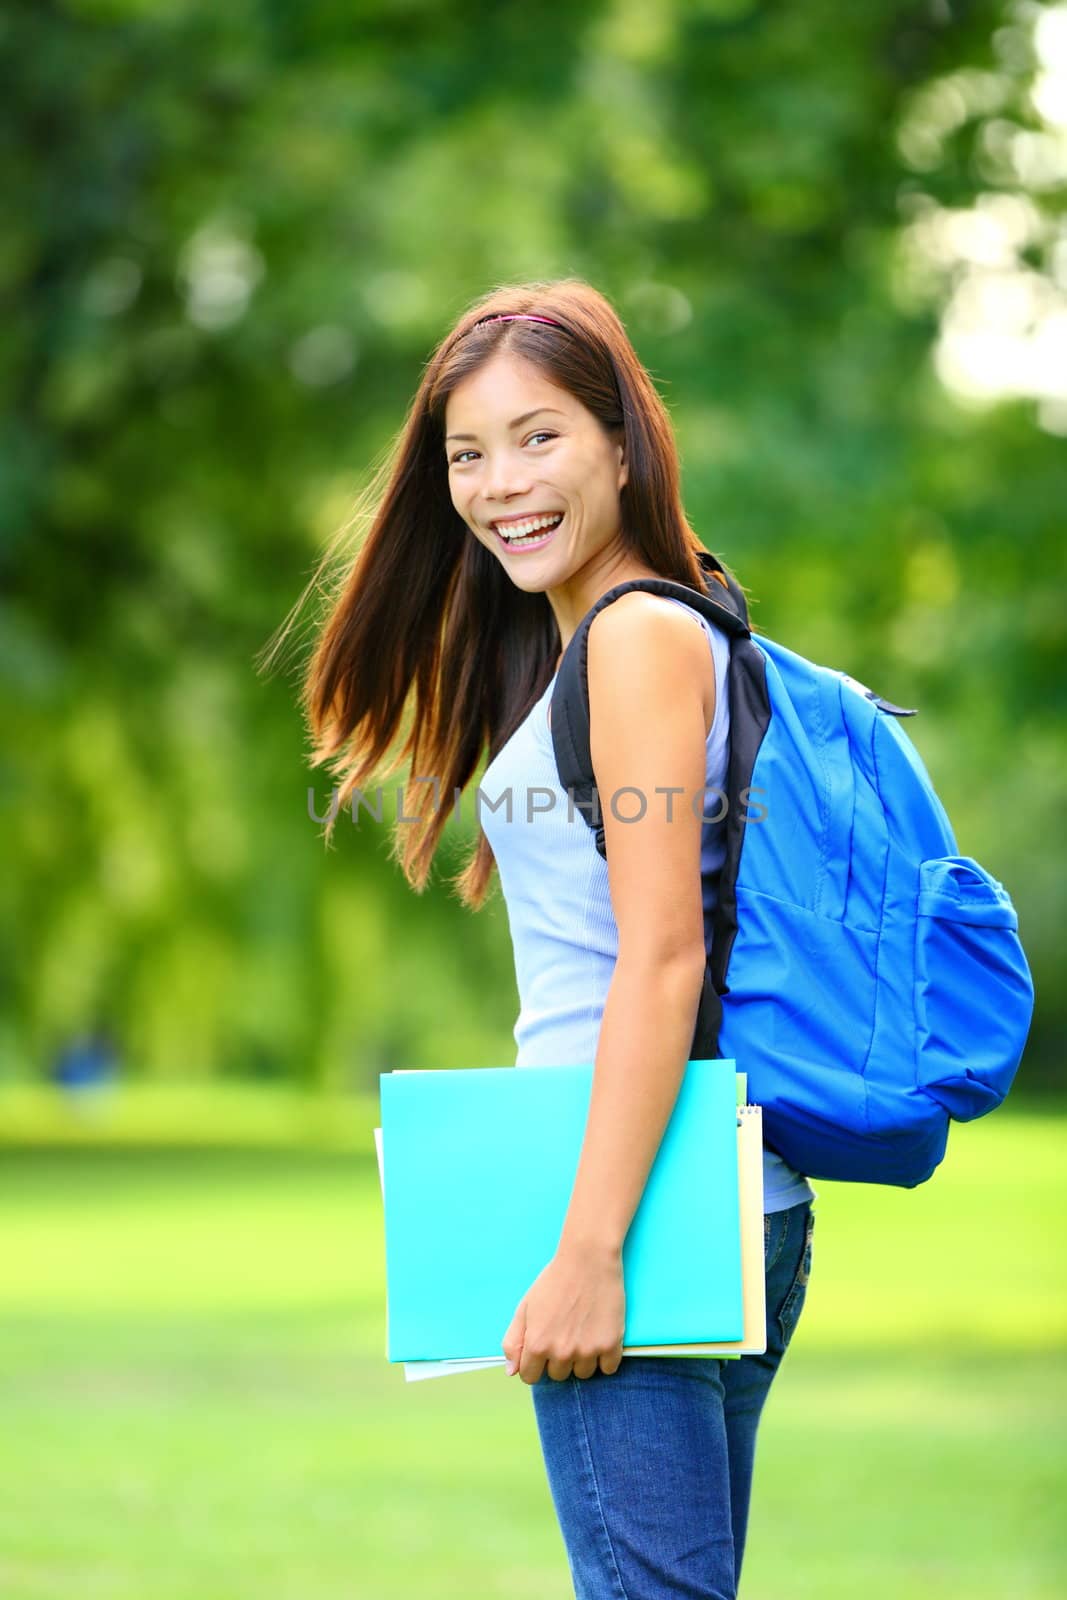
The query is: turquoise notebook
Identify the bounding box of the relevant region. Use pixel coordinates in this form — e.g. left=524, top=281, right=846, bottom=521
left=380, top=1058, right=742, bottom=1362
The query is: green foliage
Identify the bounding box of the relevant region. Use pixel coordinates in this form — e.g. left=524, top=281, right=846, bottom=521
left=2, top=1, right=1063, bottom=1086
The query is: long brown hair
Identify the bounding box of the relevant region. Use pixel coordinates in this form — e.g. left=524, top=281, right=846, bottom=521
left=259, top=277, right=736, bottom=910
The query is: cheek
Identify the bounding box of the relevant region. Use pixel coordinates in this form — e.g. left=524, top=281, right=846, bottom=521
left=585, top=471, right=616, bottom=512
left=449, top=485, right=474, bottom=524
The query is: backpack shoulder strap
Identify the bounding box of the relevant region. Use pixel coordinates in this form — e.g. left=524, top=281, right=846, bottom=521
left=695, top=548, right=752, bottom=633
left=550, top=550, right=750, bottom=855
left=548, top=551, right=757, bottom=1062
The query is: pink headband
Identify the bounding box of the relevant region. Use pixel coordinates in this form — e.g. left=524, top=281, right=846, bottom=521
left=466, top=312, right=566, bottom=334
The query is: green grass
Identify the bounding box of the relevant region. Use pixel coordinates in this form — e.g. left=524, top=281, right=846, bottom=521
left=1, top=1102, right=1065, bottom=1598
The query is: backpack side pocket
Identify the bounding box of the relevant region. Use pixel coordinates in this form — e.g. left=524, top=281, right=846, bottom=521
left=914, top=856, right=1034, bottom=1119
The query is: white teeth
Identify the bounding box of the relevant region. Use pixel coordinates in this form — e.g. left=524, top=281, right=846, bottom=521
left=496, top=512, right=563, bottom=540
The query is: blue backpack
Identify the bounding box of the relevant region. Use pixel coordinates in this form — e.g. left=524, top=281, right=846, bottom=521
left=549, top=550, right=1035, bottom=1187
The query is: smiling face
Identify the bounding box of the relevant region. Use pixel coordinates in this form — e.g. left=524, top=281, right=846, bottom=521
left=445, top=350, right=650, bottom=641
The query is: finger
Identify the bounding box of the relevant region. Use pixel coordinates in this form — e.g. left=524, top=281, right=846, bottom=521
left=545, top=1356, right=574, bottom=1383
left=519, top=1350, right=545, bottom=1385
left=501, top=1295, right=527, bottom=1350
left=599, top=1349, right=624, bottom=1377
left=572, top=1356, right=598, bottom=1381
left=502, top=1300, right=527, bottom=1374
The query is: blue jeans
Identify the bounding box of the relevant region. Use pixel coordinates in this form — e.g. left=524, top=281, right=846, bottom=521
left=530, top=1199, right=815, bottom=1600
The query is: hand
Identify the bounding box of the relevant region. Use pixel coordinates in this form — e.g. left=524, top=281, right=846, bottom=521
left=501, top=1241, right=626, bottom=1385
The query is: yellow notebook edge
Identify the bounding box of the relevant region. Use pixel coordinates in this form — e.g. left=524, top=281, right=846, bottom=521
left=616, top=1105, right=766, bottom=1358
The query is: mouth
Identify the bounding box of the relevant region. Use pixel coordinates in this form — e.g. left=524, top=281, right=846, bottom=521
left=490, top=511, right=565, bottom=553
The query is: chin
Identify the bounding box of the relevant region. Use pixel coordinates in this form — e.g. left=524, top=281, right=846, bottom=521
left=504, top=569, right=553, bottom=592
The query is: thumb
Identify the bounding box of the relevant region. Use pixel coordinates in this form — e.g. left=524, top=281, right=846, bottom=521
left=502, top=1296, right=527, bottom=1376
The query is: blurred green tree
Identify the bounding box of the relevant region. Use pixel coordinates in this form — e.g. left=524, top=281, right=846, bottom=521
left=2, top=0, right=1062, bottom=1089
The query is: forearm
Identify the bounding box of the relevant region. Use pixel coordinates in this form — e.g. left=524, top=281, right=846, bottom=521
left=557, top=949, right=708, bottom=1258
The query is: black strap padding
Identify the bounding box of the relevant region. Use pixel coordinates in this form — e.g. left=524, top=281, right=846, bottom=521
left=549, top=549, right=770, bottom=1062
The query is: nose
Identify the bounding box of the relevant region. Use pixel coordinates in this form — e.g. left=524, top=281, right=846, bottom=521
left=482, top=447, right=534, bottom=504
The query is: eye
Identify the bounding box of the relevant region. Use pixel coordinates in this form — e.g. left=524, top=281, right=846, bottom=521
left=448, top=431, right=557, bottom=466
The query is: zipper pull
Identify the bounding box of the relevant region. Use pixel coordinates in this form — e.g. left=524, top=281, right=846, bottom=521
left=871, top=695, right=918, bottom=716
left=839, top=672, right=917, bottom=716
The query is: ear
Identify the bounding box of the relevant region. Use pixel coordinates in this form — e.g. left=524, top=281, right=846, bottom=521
left=616, top=435, right=628, bottom=492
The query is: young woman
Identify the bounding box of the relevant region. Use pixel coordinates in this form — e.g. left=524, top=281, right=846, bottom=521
left=287, top=279, right=815, bottom=1600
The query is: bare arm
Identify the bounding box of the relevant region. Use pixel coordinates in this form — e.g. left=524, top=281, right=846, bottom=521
left=558, top=593, right=713, bottom=1257
left=502, top=592, right=714, bottom=1382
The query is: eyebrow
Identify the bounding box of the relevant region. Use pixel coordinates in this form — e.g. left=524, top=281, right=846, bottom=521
left=445, top=407, right=567, bottom=443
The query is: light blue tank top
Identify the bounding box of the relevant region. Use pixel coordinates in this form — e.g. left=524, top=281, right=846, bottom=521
left=480, top=595, right=814, bottom=1213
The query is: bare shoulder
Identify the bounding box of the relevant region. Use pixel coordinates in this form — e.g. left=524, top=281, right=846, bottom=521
left=584, top=589, right=712, bottom=964
left=587, top=588, right=706, bottom=656
left=587, top=591, right=714, bottom=738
